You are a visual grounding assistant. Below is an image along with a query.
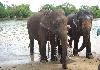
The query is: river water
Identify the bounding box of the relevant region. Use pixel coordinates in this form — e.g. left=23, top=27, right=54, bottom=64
left=0, top=19, right=100, bottom=66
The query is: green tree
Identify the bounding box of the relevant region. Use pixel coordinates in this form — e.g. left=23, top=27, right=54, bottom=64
left=6, top=4, right=17, bottom=18
left=15, top=4, right=32, bottom=18
left=40, top=4, right=55, bottom=11
left=0, top=2, right=7, bottom=18
left=79, top=5, right=90, bottom=10
left=56, top=2, right=77, bottom=15
left=89, top=6, right=100, bottom=18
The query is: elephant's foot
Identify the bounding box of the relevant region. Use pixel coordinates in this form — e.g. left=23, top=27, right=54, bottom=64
left=73, top=49, right=79, bottom=56
left=40, top=59, right=48, bottom=63
left=51, top=56, right=58, bottom=61
left=30, top=52, right=33, bottom=55
left=40, top=57, right=48, bottom=63
left=30, top=50, right=34, bottom=55
left=60, top=58, right=63, bottom=64
left=30, top=48, right=34, bottom=55
left=30, top=44, right=34, bottom=55
left=62, top=64, right=68, bottom=69
left=86, top=53, right=94, bottom=59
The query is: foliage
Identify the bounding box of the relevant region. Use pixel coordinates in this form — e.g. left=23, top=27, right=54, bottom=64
left=0, top=2, right=32, bottom=19
left=41, top=4, right=55, bottom=10
left=40, top=3, right=100, bottom=18
left=89, top=6, right=100, bottom=18
left=15, top=4, right=32, bottom=18
left=0, top=2, right=7, bottom=18
left=56, top=3, right=78, bottom=16
left=1, top=1, right=100, bottom=19
left=40, top=3, right=77, bottom=16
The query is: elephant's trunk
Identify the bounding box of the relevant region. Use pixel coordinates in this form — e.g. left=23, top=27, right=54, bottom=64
left=59, top=31, right=68, bottom=69
left=78, top=29, right=90, bottom=52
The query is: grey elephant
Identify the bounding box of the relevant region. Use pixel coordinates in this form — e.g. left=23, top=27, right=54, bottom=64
left=66, top=10, right=93, bottom=59
left=27, top=9, right=68, bottom=69
left=97, top=28, right=100, bottom=36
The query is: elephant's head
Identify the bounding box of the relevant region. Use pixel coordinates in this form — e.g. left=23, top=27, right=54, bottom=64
left=77, top=10, right=93, bottom=35
left=40, top=9, right=68, bottom=37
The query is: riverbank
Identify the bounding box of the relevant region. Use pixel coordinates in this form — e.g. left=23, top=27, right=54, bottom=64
left=0, top=56, right=100, bottom=70
left=0, top=18, right=29, bottom=21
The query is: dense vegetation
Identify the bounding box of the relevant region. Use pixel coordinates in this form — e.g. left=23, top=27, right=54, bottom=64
left=41, top=3, right=100, bottom=18
left=0, top=2, right=100, bottom=19
left=0, top=2, right=32, bottom=19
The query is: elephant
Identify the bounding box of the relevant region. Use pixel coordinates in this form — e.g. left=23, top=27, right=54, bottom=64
left=27, top=9, right=69, bottom=69
left=97, top=28, right=100, bottom=36
left=65, top=10, right=93, bottom=59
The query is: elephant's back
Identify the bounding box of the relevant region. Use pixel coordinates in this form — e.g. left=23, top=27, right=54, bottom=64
left=27, top=13, right=42, bottom=39
left=27, top=13, right=42, bottom=28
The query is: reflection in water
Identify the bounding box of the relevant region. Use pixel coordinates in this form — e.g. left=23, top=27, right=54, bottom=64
left=0, top=19, right=100, bottom=66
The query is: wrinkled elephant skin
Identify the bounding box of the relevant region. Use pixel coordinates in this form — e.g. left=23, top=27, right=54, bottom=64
left=27, top=9, right=68, bottom=69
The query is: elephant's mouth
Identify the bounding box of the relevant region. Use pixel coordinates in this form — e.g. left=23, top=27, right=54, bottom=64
left=82, top=20, right=92, bottom=31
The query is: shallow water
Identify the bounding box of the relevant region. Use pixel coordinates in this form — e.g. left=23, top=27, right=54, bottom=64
left=0, top=19, right=100, bottom=66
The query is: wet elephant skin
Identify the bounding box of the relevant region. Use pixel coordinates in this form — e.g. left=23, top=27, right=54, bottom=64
left=27, top=9, right=68, bottom=69
left=67, top=10, right=93, bottom=59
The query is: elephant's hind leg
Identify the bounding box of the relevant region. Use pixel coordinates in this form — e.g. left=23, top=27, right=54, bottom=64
left=29, top=35, right=34, bottom=55
left=57, top=37, right=62, bottom=56
left=73, top=36, right=80, bottom=56
left=50, top=35, right=58, bottom=61
left=30, top=39, right=34, bottom=55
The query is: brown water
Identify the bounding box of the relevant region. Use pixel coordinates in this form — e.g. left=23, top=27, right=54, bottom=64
left=0, top=19, right=100, bottom=66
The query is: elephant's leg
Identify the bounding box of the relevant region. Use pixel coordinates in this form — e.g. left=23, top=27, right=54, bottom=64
left=73, top=36, right=80, bottom=56
left=86, top=41, right=93, bottom=59
left=39, top=40, right=48, bottom=62
left=50, top=35, right=57, bottom=61
left=57, top=37, right=62, bottom=56
left=28, top=31, right=34, bottom=55
left=68, top=37, right=73, bottom=48
left=30, top=39, right=34, bottom=55
left=38, top=41, right=41, bottom=55
left=39, top=28, right=48, bottom=62
left=85, top=35, right=93, bottom=59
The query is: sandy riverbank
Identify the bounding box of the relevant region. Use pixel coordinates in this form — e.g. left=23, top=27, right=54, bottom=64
left=0, top=56, right=100, bottom=70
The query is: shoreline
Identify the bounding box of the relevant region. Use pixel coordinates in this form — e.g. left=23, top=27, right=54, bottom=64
left=0, top=56, right=100, bottom=70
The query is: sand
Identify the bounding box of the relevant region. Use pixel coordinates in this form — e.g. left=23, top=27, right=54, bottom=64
left=0, top=56, right=100, bottom=70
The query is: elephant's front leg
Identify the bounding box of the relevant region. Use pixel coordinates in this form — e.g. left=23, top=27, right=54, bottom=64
left=50, top=34, right=58, bottom=61
left=73, top=36, right=80, bottom=56
left=86, top=40, right=93, bottom=59
left=39, top=40, right=48, bottom=62
left=85, top=35, right=93, bottom=59
left=39, top=29, right=48, bottom=62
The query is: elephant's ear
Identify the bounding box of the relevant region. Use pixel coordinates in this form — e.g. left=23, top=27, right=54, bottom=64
left=40, top=22, right=50, bottom=30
